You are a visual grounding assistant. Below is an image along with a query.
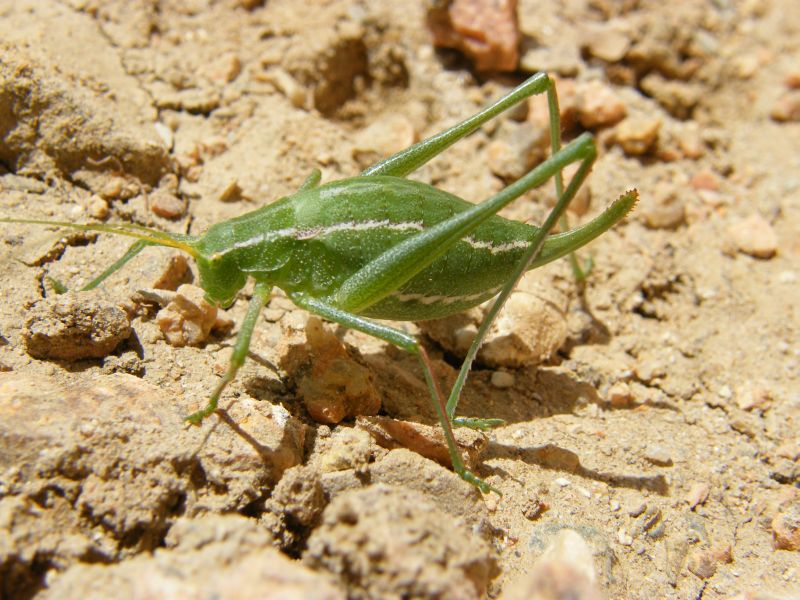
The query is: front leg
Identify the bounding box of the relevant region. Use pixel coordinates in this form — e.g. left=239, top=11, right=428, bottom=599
left=289, top=292, right=499, bottom=495
left=186, top=281, right=272, bottom=424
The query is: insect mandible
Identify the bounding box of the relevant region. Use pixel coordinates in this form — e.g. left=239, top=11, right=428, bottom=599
left=1, top=73, right=637, bottom=494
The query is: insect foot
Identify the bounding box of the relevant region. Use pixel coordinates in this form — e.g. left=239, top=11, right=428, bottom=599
left=453, top=416, right=506, bottom=431
left=460, top=469, right=501, bottom=496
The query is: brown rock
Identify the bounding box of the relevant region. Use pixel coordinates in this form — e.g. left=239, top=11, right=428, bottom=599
left=487, top=121, right=548, bottom=180
left=151, top=254, right=191, bottom=291
left=736, top=382, right=772, bottom=411
left=150, top=190, right=188, bottom=220
left=309, top=426, right=374, bottom=475
left=771, top=90, right=800, bottom=122
left=23, top=291, right=131, bottom=360
left=691, top=170, right=721, bottom=192
left=304, top=485, right=498, bottom=600
left=419, top=276, right=568, bottom=368
left=614, top=116, right=661, bottom=156
left=0, top=373, right=295, bottom=592
left=427, top=0, right=520, bottom=72
left=266, top=465, right=326, bottom=528
left=280, top=317, right=381, bottom=424
left=606, top=381, right=633, bottom=408
left=640, top=73, right=702, bottom=119
left=687, top=549, right=717, bottom=579
left=677, top=128, right=706, bottom=159
left=772, top=503, right=800, bottom=551
left=0, top=25, right=169, bottom=189
left=685, top=482, right=710, bottom=509
left=156, top=283, right=218, bottom=347
left=356, top=415, right=488, bottom=469
left=576, top=80, right=627, bottom=129
left=369, top=449, right=492, bottom=532
left=41, top=514, right=343, bottom=600
left=785, top=71, right=800, bottom=89
left=352, top=115, right=416, bottom=168
left=581, top=24, right=631, bottom=62
left=687, top=544, right=732, bottom=580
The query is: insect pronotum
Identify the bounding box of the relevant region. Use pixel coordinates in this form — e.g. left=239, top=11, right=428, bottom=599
left=1, top=73, right=636, bottom=494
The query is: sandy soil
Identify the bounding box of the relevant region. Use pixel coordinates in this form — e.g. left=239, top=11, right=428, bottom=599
left=0, top=1, right=798, bottom=599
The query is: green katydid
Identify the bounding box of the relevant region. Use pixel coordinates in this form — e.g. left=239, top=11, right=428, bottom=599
left=1, top=73, right=636, bottom=494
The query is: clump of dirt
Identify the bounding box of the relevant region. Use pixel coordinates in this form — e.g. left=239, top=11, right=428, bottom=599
left=0, top=0, right=798, bottom=598
left=304, top=485, right=498, bottom=600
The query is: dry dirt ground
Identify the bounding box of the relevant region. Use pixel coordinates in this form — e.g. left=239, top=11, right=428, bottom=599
left=1, top=1, right=799, bottom=599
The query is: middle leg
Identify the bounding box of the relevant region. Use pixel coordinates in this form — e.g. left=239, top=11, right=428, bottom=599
left=289, top=291, right=499, bottom=494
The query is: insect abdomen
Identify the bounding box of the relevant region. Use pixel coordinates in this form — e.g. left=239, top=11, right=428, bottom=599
left=281, top=178, right=538, bottom=319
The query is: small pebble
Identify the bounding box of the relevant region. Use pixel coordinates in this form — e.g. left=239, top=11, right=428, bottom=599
left=519, top=44, right=581, bottom=77
left=606, top=381, right=633, bottom=408
left=576, top=80, right=627, bottom=129
left=641, top=183, right=685, bottom=229
left=491, top=370, right=515, bottom=388
left=150, top=191, right=187, bottom=220
left=785, top=71, right=800, bottom=89
left=88, top=195, right=110, bottom=219
left=685, top=482, right=710, bottom=509
left=261, top=67, right=307, bottom=108
left=635, top=505, right=664, bottom=538
left=772, top=504, right=800, bottom=551
left=427, top=0, right=520, bottom=71
left=522, top=496, right=548, bottom=520
left=582, top=25, right=631, bottom=62
left=151, top=254, right=190, bottom=291
left=690, top=170, right=720, bottom=191
left=156, top=283, right=218, bottom=347
left=614, top=116, right=661, bottom=156
left=626, top=500, right=647, bottom=517
left=644, top=445, right=672, bottom=467
left=717, top=385, right=733, bottom=400
left=553, top=477, right=571, bottom=487
left=728, top=213, right=779, bottom=259
left=736, top=383, right=771, bottom=411
left=617, top=529, right=633, bottom=546
left=677, top=129, right=706, bottom=159
left=218, top=180, right=244, bottom=203
left=771, top=90, right=800, bottom=122
left=731, top=52, right=762, bottom=79
left=209, top=53, right=242, bottom=84
left=697, top=189, right=729, bottom=208
left=352, top=115, right=416, bottom=168
left=154, top=122, right=174, bottom=150
left=687, top=549, right=718, bottom=579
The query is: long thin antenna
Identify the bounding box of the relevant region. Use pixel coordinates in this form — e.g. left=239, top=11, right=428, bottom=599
left=0, top=218, right=199, bottom=257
